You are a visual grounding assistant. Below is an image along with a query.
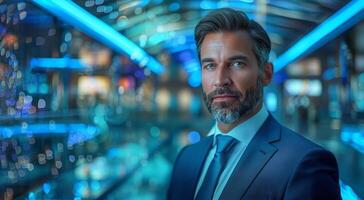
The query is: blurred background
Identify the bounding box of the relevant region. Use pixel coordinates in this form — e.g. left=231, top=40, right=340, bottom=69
left=0, top=0, right=363, bottom=199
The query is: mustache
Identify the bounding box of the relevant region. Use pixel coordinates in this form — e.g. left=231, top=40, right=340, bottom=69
left=206, top=88, right=242, bottom=101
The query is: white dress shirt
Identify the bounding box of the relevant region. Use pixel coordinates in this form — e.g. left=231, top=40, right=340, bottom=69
left=194, top=105, right=269, bottom=200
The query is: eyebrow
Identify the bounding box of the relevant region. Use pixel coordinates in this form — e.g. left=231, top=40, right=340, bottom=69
left=227, top=55, right=249, bottom=62
left=201, top=55, right=249, bottom=64
left=201, top=58, right=214, bottom=64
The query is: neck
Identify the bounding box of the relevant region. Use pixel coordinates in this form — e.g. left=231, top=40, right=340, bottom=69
left=217, top=104, right=262, bottom=133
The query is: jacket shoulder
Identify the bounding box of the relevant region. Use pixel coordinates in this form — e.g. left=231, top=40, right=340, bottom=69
left=279, top=125, right=329, bottom=153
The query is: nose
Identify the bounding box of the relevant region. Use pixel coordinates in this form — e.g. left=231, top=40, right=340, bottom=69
left=213, top=66, right=232, bottom=88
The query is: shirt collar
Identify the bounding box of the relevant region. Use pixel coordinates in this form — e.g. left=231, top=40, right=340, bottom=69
left=208, top=105, right=269, bottom=145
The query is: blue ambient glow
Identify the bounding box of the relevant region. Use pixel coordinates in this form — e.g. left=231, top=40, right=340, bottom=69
left=273, top=0, right=364, bottom=72
left=184, top=60, right=201, bottom=87
left=43, top=183, right=51, bottom=194
left=31, top=0, right=165, bottom=74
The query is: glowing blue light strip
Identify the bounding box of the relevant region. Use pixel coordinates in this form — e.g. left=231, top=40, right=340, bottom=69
left=0, top=123, right=99, bottom=146
left=31, top=0, right=164, bottom=74
left=273, top=0, right=364, bottom=72
left=30, top=58, right=89, bottom=70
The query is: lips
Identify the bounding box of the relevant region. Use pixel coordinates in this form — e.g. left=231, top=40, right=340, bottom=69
left=213, top=94, right=238, bottom=102
left=206, top=88, right=241, bottom=105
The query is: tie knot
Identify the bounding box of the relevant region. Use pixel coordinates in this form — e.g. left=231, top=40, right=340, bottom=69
left=215, top=135, right=237, bottom=153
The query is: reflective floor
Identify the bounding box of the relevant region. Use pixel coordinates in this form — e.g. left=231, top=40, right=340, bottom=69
left=2, top=112, right=363, bottom=200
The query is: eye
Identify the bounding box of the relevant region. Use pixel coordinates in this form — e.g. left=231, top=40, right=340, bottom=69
left=231, top=61, right=246, bottom=68
left=203, top=63, right=215, bottom=70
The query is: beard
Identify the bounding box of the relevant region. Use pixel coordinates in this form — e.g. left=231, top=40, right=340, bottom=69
left=203, top=78, right=263, bottom=124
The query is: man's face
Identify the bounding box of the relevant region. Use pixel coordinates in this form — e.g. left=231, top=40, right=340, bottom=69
left=200, top=31, right=270, bottom=124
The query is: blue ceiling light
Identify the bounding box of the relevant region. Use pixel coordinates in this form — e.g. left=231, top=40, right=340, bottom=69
left=273, top=0, right=364, bottom=72
left=192, top=0, right=255, bottom=10
left=31, top=0, right=165, bottom=74
left=240, top=0, right=254, bottom=3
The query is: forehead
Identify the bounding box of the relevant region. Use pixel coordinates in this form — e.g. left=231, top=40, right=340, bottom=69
left=200, top=31, right=254, bottom=58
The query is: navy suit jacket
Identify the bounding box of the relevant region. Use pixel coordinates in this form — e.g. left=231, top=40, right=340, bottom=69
left=167, top=115, right=341, bottom=200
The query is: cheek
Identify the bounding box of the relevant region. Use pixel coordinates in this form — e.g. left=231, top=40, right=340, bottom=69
left=202, top=73, right=213, bottom=91
left=232, top=73, right=258, bottom=92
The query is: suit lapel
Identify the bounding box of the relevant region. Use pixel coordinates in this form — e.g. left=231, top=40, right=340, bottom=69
left=219, top=115, right=281, bottom=200
left=177, top=135, right=213, bottom=199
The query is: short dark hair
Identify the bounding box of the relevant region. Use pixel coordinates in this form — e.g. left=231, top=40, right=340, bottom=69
left=194, top=8, right=271, bottom=69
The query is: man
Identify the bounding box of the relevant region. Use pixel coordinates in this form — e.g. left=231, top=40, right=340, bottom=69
left=167, top=8, right=341, bottom=200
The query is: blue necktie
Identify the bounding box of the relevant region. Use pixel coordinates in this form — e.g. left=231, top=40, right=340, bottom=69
left=196, top=135, right=237, bottom=200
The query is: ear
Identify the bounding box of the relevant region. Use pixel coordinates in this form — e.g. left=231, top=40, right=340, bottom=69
left=262, top=62, right=273, bottom=86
